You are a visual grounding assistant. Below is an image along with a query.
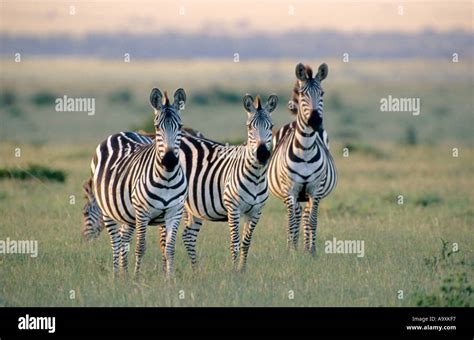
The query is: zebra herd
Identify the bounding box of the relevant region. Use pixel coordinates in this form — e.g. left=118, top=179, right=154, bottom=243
left=82, top=62, right=337, bottom=278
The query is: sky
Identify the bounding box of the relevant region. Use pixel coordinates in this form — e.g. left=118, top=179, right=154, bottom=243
left=0, top=0, right=472, bottom=36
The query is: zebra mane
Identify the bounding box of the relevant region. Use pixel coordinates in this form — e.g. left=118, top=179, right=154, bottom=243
left=163, top=91, right=170, bottom=105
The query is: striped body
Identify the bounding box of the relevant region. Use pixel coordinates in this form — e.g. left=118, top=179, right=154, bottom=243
left=268, top=63, right=337, bottom=254
left=91, top=131, right=187, bottom=226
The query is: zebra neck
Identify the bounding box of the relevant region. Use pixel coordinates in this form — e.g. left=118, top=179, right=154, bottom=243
left=244, top=145, right=267, bottom=176
left=291, top=115, right=318, bottom=159
left=153, top=143, right=180, bottom=181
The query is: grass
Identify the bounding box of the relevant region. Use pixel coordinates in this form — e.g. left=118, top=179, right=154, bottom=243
left=0, top=142, right=472, bottom=307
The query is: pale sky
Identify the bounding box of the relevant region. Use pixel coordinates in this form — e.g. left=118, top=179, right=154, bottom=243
left=0, top=0, right=472, bottom=35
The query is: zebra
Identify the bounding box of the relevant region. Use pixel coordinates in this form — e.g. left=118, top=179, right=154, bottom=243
left=84, top=88, right=188, bottom=278
left=178, top=94, right=278, bottom=271
left=268, top=63, right=337, bottom=255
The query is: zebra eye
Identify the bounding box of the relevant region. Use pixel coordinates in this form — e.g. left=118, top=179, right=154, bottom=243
left=321, top=91, right=325, bottom=96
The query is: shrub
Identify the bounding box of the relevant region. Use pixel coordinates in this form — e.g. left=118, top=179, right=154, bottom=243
left=0, top=164, right=66, bottom=183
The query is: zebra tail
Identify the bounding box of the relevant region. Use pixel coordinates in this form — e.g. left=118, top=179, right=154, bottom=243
left=82, top=176, right=105, bottom=241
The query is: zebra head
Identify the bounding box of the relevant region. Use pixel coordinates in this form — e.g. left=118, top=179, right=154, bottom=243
left=150, top=88, right=186, bottom=171
left=292, top=63, right=328, bottom=135
left=243, top=94, right=278, bottom=165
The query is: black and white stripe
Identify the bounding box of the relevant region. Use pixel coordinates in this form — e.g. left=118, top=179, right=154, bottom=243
left=268, top=63, right=337, bottom=254
left=86, top=88, right=188, bottom=278
left=179, top=94, right=277, bottom=271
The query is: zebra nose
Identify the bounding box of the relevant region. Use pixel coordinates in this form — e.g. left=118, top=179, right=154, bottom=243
left=308, top=111, right=323, bottom=131
left=162, top=150, right=179, bottom=171
left=256, top=144, right=271, bottom=165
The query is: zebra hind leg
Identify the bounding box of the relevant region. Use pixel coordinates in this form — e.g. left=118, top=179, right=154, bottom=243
left=103, top=216, right=121, bottom=276
left=182, top=214, right=203, bottom=271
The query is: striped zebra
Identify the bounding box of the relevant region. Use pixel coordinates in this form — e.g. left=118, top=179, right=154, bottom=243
left=268, top=63, right=337, bottom=255
left=179, top=94, right=278, bottom=271
left=84, top=88, right=188, bottom=278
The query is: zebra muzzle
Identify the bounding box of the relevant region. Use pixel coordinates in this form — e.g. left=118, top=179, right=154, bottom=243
left=162, top=150, right=179, bottom=171
left=308, top=110, right=323, bottom=132
left=256, top=144, right=271, bottom=165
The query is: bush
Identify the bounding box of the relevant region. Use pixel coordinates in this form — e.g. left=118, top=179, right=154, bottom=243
left=0, top=164, right=66, bottom=183
left=31, top=92, right=57, bottom=106
left=109, top=89, right=133, bottom=104
left=0, top=90, right=16, bottom=106
left=415, top=194, right=442, bottom=207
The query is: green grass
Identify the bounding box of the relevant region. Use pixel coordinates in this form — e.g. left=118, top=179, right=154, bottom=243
left=0, top=143, right=472, bottom=307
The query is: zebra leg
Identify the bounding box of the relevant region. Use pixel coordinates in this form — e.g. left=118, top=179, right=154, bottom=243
left=120, top=224, right=135, bottom=273
left=227, top=209, right=241, bottom=269
left=103, top=217, right=121, bottom=275
left=134, top=218, right=149, bottom=277
left=303, top=204, right=311, bottom=252
left=308, top=198, right=320, bottom=256
left=164, top=214, right=182, bottom=279
left=159, top=225, right=167, bottom=274
left=294, top=202, right=302, bottom=247
left=182, top=213, right=203, bottom=270
left=284, top=196, right=299, bottom=250
left=238, top=211, right=262, bottom=272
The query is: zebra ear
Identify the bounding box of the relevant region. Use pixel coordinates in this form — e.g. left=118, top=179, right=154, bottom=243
left=173, top=88, right=186, bottom=111
left=265, top=94, right=278, bottom=113
left=243, top=94, right=255, bottom=113
left=295, top=63, right=306, bottom=81
left=150, top=88, right=163, bottom=112
left=316, top=63, right=328, bottom=81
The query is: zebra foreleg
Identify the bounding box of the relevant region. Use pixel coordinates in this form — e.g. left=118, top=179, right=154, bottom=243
left=120, top=224, right=135, bottom=273
left=227, top=209, right=241, bottom=269
left=305, top=198, right=320, bottom=256
left=103, top=217, right=121, bottom=276
left=182, top=214, right=203, bottom=270
left=238, top=211, right=262, bottom=272
left=134, top=217, right=150, bottom=278
left=164, top=214, right=182, bottom=279
left=302, top=204, right=311, bottom=252
left=284, top=196, right=299, bottom=250
left=159, top=225, right=167, bottom=274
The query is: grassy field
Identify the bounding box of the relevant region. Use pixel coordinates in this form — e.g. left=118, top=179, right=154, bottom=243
left=0, top=58, right=473, bottom=306
left=0, top=142, right=472, bottom=307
